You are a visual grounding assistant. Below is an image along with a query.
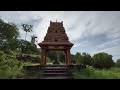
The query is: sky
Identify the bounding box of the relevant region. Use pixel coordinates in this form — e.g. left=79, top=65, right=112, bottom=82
left=0, top=11, right=120, bottom=62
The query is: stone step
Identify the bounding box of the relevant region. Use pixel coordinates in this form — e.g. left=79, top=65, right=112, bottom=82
left=23, top=65, right=71, bottom=70
left=38, top=65, right=73, bottom=79
left=42, top=67, right=69, bottom=70
left=44, top=65, right=67, bottom=67
left=42, top=76, right=73, bottom=79
left=44, top=69, right=70, bottom=73
left=41, top=72, right=71, bottom=77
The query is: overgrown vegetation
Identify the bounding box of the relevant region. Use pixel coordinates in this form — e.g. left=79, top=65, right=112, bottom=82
left=0, top=18, right=40, bottom=79
left=0, top=50, right=25, bottom=79
left=72, top=65, right=120, bottom=79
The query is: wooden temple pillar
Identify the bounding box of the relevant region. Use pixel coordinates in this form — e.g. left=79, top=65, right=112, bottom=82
left=40, top=48, right=46, bottom=65
left=67, top=49, right=71, bottom=65
left=44, top=49, right=48, bottom=65
left=64, top=50, right=67, bottom=65
left=64, top=49, right=71, bottom=65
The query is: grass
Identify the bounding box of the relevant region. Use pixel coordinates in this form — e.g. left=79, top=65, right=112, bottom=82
left=72, top=65, right=120, bottom=79
left=23, top=62, right=40, bottom=66
left=20, top=54, right=40, bottom=58
left=0, top=64, right=25, bottom=79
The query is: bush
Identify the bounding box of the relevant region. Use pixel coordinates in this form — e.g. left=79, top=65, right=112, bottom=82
left=4, top=50, right=18, bottom=56
left=0, top=50, right=24, bottom=79
left=72, top=66, right=120, bottom=79
left=0, top=50, right=5, bottom=62
left=92, top=52, right=115, bottom=69
left=115, top=59, right=120, bottom=67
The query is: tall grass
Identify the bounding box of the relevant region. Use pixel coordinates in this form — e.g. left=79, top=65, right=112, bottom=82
left=0, top=62, right=25, bottom=79
left=0, top=51, right=25, bottom=79
left=72, top=65, right=120, bottom=79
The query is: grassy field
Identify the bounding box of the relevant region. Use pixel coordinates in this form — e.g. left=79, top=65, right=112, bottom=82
left=72, top=65, right=120, bottom=79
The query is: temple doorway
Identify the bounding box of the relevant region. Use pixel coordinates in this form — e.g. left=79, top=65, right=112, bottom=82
left=46, top=51, right=65, bottom=65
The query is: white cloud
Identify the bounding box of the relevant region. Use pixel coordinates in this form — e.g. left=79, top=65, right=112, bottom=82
left=73, top=41, right=88, bottom=48
left=96, top=38, right=120, bottom=50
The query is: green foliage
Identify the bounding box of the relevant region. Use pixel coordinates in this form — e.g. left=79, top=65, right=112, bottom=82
left=72, top=65, right=120, bottom=79
left=18, top=39, right=39, bottom=54
left=0, top=18, right=38, bottom=55
left=0, top=38, right=40, bottom=55
left=47, top=51, right=65, bottom=64
left=0, top=50, right=24, bottom=79
left=74, top=52, right=92, bottom=65
left=92, top=52, right=115, bottom=69
left=47, top=51, right=57, bottom=62
left=71, top=54, right=75, bottom=64
left=0, top=50, right=5, bottom=62
left=22, top=24, right=33, bottom=40
left=0, top=19, right=19, bottom=41
left=0, top=18, right=19, bottom=50
left=22, top=24, right=33, bottom=33
left=115, top=59, right=120, bottom=67
left=23, top=62, right=39, bottom=66
left=81, top=52, right=92, bottom=65
left=29, top=54, right=40, bottom=58
left=47, top=58, right=53, bottom=64
left=57, top=51, right=65, bottom=63
left=74, top=52, right=82, bottom=64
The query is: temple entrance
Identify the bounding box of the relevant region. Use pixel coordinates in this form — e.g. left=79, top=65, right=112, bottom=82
left=38, top=21, right=74, bottom=65
left=46, top=51, right=65, bottom=65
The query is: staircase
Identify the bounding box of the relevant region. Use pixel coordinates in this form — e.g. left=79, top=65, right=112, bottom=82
left=40, top=65, right=73, bottom=79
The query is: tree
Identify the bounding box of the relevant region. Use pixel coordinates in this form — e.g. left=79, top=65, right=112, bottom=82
left=92, top=52, right=115, bottom=69
left=47, top=51, right=57, bottom=62
left=18, top=39, right=39, bottom=54
left=71, top=54, right=75, bottom=64
left=47, top=51, right=65, bottom=64
left=22, top=24, right=33, bottom=40
left=57, top=51, right=65, bottom=63
left=0, top=18, right=19, bottom=51
left=74, top=52, right=82, bottom=64
left=0, top=39, right=20, bottom=52
left=81, top=52, right=92, bottom=65
left=115, top=59, right=120, bottom=67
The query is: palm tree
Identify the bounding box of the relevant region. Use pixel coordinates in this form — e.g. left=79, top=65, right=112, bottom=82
left=22, top=24, right=33, bottom=40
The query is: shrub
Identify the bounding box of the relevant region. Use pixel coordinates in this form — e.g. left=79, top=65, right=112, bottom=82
left=0, top=50, right=24, bottom=79
left=92, top=52, right=115, bottom=69
left=115, top=59, right=120, bottom=67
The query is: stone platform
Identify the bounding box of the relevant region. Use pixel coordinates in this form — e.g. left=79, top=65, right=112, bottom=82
left=23, top=64, right=86, bottom=79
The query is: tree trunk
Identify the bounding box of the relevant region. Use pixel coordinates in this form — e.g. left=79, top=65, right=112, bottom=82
left=25, top=32, right=27, bottom=40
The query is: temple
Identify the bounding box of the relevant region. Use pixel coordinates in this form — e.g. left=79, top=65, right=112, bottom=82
left=38, top=21, right=74, bottom=65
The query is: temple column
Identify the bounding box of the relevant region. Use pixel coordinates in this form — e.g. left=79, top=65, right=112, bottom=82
left=40, top=48, right=43, bottom=65
left=67, top=49, right=71, bottom=65
left=44, top=49, right=48, bottom=65
left=40, top=48, right=45, bottom=65
left=64, top=50, right=68, bottom=65
left=64, top=49, right=71, bottom=65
